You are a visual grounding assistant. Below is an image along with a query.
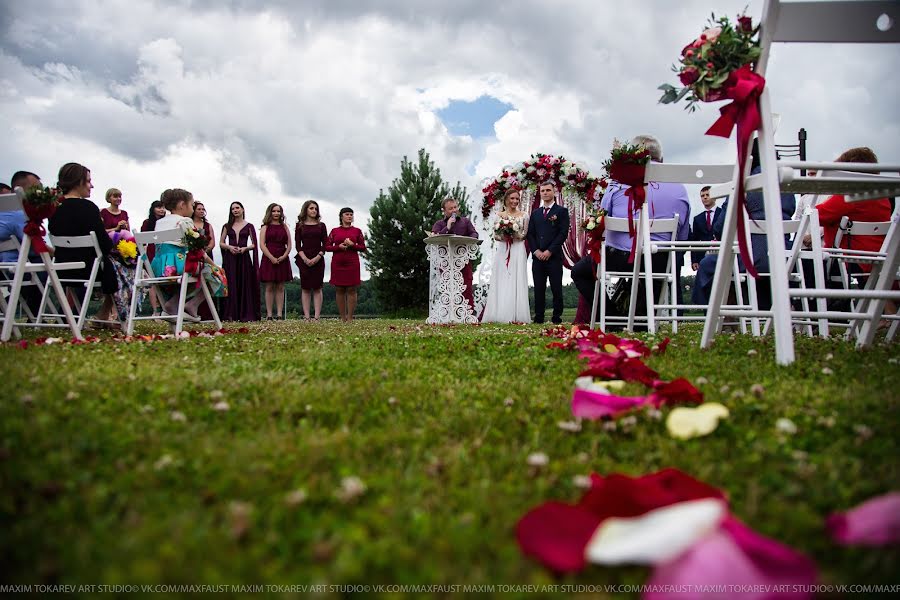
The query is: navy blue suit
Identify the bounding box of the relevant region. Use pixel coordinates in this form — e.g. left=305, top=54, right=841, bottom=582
left=526, top=203, right=570, bottom=323
left=689, top=207, right=720, bottom=265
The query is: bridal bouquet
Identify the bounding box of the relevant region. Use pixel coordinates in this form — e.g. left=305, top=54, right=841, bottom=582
left=657, top=13, right=761, bottom=111
left=22, top=185, right=66, bottom=253
left=494, top=216, right=520, bottom=242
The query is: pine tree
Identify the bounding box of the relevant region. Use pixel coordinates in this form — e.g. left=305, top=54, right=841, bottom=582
left=366, top=149, right=470, bottom=314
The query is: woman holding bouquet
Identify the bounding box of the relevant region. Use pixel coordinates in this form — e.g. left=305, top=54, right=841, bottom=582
left=151, top=188, right=226, bottom=320
left=191, top=201, right=217, bottom=258
left=258, top=203, right=293, bottom=320
left=100, top=187, right=129, bottom=233
left=220, top=201, right=260, bottom=322
left=481, top=188, right=530, bottom=323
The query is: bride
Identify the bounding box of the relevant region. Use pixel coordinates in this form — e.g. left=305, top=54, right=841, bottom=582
left=481, top=188, right=531, bottom=323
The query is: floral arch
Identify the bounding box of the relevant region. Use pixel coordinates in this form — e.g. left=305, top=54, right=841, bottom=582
left=480, top=153, right=607, bottom=269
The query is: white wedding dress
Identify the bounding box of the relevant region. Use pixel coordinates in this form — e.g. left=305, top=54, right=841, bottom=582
left=481, top=214, right=531, bottom=323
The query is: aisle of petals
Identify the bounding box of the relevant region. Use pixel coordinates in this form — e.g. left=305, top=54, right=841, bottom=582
left=521, top=325, right=897, bottom=598
left=13, top=327, right=250, bottom=349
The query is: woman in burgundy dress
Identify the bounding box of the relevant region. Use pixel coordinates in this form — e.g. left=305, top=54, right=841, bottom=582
left=219, top=201, right=261, bottom=322
left=294, top=200, right=328, bottom=321
left=140, top=199, right=167, bottom=316
left=100, top=187, right=129, bottom=233
left=326, top=207, right=366, bottom=322
left=258, top=203, right=293, bottom=320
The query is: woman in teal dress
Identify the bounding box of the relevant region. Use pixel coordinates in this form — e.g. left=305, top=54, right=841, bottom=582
left=150, top=188, right=227, bottom=320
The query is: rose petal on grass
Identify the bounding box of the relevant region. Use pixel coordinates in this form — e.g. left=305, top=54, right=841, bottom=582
left=572, top=388, right=649, bottom=420
left=666, top=404, right=729, bottom=440
left=585, top=498, right=727, bottom=565
left=516, top=501, right=603, bottom=573
left=646, top=516, right=817, bottom=600
left=826, top=492, right=900, bottom=546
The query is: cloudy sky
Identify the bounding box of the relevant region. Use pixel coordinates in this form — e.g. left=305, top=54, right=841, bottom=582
left=2, top=0, right=898, bottom=278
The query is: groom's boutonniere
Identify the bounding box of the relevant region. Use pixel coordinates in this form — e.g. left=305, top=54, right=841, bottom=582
left=548, top=213, right=558, bottom=225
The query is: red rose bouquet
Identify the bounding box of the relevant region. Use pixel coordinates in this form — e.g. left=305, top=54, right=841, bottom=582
left=22, top=185, right=66, bottom=253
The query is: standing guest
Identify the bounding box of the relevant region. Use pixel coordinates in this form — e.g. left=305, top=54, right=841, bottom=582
left=258, top=203, right=293, bottom=320
left=220, top=201, right=260, bottom=322
left=47, top=163, right=119, bottom=326
left=100, top=188, right=129, bottom=233
left=526, top=182, right=570, bottom=324
left=140, top=200, right=167, bottom=317
left=151, top=189, right=226, bottom=320
left=326, top=207, right=366, bottom=322
left=689, top=186, right=720, bottom=271
left=431, top=197, right=479, bottom=310
left=191, top=201, right=217, bottom=258
left=295, top=200, right=328, bottom=321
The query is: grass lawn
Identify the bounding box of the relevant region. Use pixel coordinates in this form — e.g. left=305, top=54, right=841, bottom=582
left=1, top=320, right=898, bottom=595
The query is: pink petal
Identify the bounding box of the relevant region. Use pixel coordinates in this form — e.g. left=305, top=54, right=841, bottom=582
left=826, top=491, right=900, bottom=546
left=516, top=501, right=602, bottom=573
left=572, top=388, right=649, bottom=420
left=646, top=515, right=817, bottom=600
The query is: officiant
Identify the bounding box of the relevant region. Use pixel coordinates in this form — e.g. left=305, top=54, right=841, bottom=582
left=432, top=198, right=479, bottom=309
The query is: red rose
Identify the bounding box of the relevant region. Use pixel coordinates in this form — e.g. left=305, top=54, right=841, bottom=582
left=685, top=49, right=694, bottom=58
left=738, top=15, right=753, bottom=32
left=706, top=62, right=715, bottom=69
left=599, top=179, right=608, bottom=189
left=679, top=67, right=700, bottom=85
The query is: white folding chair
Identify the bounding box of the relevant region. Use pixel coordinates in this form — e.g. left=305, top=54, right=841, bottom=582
left=127, top=228, right=222, bottom=337
left=590, top=214, right=679, bottom=334
left=0, top=189, right=84, bottom=341
left=702, top=0, right=900, bottom=364
left=41, top=232, right=118, bottom=329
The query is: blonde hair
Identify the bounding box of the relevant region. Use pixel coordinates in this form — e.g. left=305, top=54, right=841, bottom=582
left=105, top=187, right=122, bottom=202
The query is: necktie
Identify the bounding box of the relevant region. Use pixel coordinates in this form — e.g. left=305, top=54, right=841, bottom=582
left=543, top=207, right=549, bottom=218
left=706, top=210, right=712, bottom=230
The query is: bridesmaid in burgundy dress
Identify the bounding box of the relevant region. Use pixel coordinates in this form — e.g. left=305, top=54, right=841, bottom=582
left=219, top=201, right=261, bottom=322
left=325, top=207, right=366, bottom=322
left=294, top=200, right=327, bottom=321
left=258, top=203, right=293, bottom=320
left=100, top=187, right=129, bottom=233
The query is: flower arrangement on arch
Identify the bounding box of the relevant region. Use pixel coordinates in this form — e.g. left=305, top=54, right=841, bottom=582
left=481, top=154, right=607, bottom=220
left=657, top=13, right=761, bottom=111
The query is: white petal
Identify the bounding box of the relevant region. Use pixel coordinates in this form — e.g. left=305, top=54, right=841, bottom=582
left=585, top=498, right=727, bottom=565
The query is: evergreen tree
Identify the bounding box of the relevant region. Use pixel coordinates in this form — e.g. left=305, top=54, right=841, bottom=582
left=366, top=149, right=470, bottom=314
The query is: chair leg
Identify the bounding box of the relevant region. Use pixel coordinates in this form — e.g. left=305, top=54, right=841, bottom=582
left=42, top=254, right=82, bottom=340
left=590, top=262, right=601, bottom=331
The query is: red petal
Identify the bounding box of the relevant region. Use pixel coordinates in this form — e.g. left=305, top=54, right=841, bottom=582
left=650, top=377, right=704, bottom=406
left=516, top=501, right=602, bottom=573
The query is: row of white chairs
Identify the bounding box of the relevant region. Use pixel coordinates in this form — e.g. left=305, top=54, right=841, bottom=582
left=1, top=188, right=221, bottom=341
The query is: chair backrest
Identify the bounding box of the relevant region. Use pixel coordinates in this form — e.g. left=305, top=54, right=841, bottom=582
left=0, top=235, right=21, bottom=254
left=845, top=219, right=892, bottom=237
left=0, top=188, right=25, bottom=213
left=49, top=232, right=102, bottom=259
left=133, top=227, right=183, bottom=250
left=746, top=218, right=801, bottom=236
left=644, top=164, right=734, bottom=185
left=768, top=1, right=899, bottom=44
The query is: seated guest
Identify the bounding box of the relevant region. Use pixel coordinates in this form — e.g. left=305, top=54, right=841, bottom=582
left=47, top=163, right=119, bottom=325
left=151, top=189, right=226, bottom=320
left=0, top=183, right=11, bottom=194
left=141, top=200, right=167, bottom=317
left=692, top=141, right=796, bottom=310
left=1, top=171, right=44, bottom=313
left=572, top=134, right=690, bottom=326
left=100, top=188, right=129, bottom=233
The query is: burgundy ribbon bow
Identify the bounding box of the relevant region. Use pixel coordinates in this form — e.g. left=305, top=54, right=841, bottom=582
left=22, top=202, right=58, bottom=254
left=705, top=64, right=766, bottom=278
left=608, top=162, right=648, bottom=263
left=184, top=249, right=205, bottom=287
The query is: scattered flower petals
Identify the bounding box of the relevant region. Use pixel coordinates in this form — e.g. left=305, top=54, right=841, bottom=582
left=666, top=403, right=730, bottom=440
left=775, top=418, right=797, bottom=435
left=517, top=501, right=603, bottom=573
left=585, top=498, right=727, bottom=565
left=826, top=492, right=900, bottom=546
left=572, top=388, right=649, bottom=420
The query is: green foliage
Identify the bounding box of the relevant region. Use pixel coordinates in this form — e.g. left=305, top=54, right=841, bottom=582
left=366, top=149, right=470, bottom=315
left=1, top=322, right=898, bottom=588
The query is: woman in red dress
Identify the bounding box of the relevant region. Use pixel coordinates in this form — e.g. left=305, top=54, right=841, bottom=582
left=100, top=187, right=129, bottom=233
left=294, top=200, right=328, bottom=321
left=258, top=203, right=293, bottom=320
left=326, top=207, right=366, bottom=322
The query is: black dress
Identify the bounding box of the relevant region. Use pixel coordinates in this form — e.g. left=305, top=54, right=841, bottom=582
left=48, top=197, right=117, bottom=296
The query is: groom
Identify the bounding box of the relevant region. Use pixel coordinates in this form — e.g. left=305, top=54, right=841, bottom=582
left=526, top=182, right=570, bottom=324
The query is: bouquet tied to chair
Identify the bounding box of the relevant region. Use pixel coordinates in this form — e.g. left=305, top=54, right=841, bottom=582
left=182, top=226, right=209, bottom=285
left=22, top=185, right=66, bottom=253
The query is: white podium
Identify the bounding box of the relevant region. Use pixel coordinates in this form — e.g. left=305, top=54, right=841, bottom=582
left=424, top=234, right=483, bottom=324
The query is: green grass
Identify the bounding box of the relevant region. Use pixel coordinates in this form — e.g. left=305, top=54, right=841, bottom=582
left=1, top=320, right=898, bottom=595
